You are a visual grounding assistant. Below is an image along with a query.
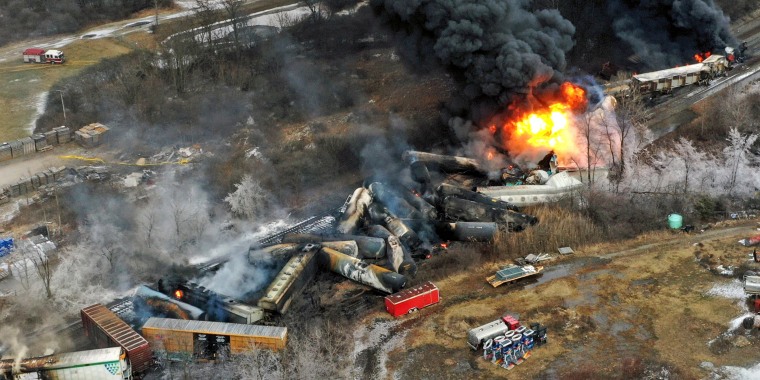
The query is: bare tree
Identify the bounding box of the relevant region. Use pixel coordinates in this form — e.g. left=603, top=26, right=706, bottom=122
left=612, top=86, right=648, bottom=179
left=573, top=113, right=604, bottom=186
left=221, top=0, right=245, bottom=53
left=14, top=243, right=53, bottom=298
left=140, top=209, right=157, bottom=248
left=170, top=196, right=189, bottom=243
left=99, top=245, right=119, bottom=272
left=672, top=138, right=707, bottom=194
left=10, top=257, right=33, bottom=292
left=224, top=175, right=269, bottom=219
left=722, top=85, right=750, bottom=132
left=32, top=250, right=53, bottom=298
left=194, top=0, right=221, bottom=49
left=161, top=29, right=195, bottom=94
left=301, top=0, right=323, bottom=23
left=724, top=127, right=758, bottom=195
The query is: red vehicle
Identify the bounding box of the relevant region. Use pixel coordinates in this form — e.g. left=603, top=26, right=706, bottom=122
left=384, top=281, right=440, bottom=317
left=502, top=314, right=520, bottom=330
left=81, top=303, right=153, bottom=374
left=22, top=48, right=64, bottom=64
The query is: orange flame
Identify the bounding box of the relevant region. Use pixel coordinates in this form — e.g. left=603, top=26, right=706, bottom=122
left=174, top=289, right=184, bottom=299
left=499, top=82, right=587, bottom=162
left=694, top=51, right=712, bottom=63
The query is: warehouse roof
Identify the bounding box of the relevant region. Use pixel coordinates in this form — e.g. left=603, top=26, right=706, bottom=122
left=142, top=317, right=287, bottom=338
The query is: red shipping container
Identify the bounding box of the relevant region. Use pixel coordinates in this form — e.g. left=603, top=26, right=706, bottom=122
left=81, top=304, right=153, bottom=374
left=502, top=315, right=520, bottom=330
left=384, top=282, right=440, bottom=317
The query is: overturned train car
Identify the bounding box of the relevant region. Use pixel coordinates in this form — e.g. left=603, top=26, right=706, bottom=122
left=631, top=54, right=729, bottom=95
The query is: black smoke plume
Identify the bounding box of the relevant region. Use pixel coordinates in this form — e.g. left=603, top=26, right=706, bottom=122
left=608, top=0, right=736, bottom=69
left=370, top=0, right=575, bottom=114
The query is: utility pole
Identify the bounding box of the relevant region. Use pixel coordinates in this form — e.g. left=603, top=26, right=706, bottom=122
left=54, top=90, right=66, bottom=126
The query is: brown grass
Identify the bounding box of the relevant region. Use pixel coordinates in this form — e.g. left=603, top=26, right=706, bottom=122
left=492, top=206, right=600, bottom=259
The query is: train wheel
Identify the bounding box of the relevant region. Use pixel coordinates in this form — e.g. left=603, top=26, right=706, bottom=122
left=408, top=307, right=418, bottom=314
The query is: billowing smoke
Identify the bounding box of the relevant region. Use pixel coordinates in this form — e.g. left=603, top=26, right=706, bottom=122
left=370, top=0, right=575, bottom=109
left=197, top=245, right=283, bottom=300
left=608, top=0, right=736, bottom=69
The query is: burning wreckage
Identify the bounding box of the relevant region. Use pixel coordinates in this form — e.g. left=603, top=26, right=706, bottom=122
left=164, top=149, right=582, bottom=326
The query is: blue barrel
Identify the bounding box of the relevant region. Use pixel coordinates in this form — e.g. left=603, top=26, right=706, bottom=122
left=668, top=214, right=683, bottom=229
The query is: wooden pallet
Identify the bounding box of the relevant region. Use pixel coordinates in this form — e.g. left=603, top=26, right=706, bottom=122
left=486, top=265, right=543, bottom=287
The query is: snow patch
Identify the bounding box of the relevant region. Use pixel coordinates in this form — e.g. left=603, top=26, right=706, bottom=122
left=245, top=147, right=264, bottom=160
left=27, top=92, right=48, bottom=136
left=351, top=319, right=407, bottom=379
left=707, top=361, right=760, bottom=380
left=706, top=279, right=745, bottom=300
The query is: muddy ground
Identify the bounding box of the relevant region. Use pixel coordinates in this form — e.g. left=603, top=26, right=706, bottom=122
left=347, top=221, right=760, bottom=379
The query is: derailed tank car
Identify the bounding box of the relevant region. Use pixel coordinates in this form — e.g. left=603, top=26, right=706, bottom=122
left=0, top=347, right=131, bottom=380
left=141, top=318, right=286, bottom=361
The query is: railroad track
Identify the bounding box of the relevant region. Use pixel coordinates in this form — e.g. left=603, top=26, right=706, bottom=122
left=24, top=211, right=344, bottom=350
left=195, top=212, right=339, bottom=273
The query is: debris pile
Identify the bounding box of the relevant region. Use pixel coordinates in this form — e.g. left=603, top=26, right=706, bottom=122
left=257, top=150, right=545, bottom=294
left=75, top=123, right=109, bottom=148
left=470, top=314, right=548, bottom=370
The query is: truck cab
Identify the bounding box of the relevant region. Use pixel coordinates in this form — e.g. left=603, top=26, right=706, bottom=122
left=44, top=50, right=65, bottom=64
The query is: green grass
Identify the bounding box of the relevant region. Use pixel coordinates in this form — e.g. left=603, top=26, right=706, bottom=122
left=0, top=38, right=133, bottom=141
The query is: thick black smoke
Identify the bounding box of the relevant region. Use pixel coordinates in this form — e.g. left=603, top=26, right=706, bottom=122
left=369, top=0, right=575, bottom=109
left=608, top=0, right=737, bottom=69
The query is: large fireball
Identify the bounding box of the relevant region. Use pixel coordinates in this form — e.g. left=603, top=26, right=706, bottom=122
left=497, top=82, right=588, bottom=166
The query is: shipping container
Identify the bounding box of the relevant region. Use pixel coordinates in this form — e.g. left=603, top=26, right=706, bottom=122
left=33, top=134, right=47, bottom=152
left=54, top=126, right=71, bottom=144
left=8, top=140, right=23, bottom=158
left=19, top=137, right=35, bottom=155
left=0, top=347, right=131, bottom=379
left=384, top=281, right=440, bottom=317
left=45, top=130, right=58, bottom=145
left=81, top=304, right=153, bottom=374
left=141, top=318, right=286, bottom=361
left=0, top=145, right=11, bottom=162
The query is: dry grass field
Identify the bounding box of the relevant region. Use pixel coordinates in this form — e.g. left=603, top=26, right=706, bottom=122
left=0, top=38, right=133, bottom=141
left=348, top=213, right=760, bottom=379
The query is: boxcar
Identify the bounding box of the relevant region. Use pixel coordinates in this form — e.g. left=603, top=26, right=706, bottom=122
left=81, top=304, right=153, bottom=374
left=141, top=318, right=287, bottom=361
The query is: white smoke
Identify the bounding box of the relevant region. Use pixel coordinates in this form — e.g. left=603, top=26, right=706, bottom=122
left=198, top=251, right=275, bottom=299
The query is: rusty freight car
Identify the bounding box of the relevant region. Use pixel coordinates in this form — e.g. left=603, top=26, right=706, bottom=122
left=81, top=303, right=153, bottom=374
left=141, top=318, right=287, bottom=361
